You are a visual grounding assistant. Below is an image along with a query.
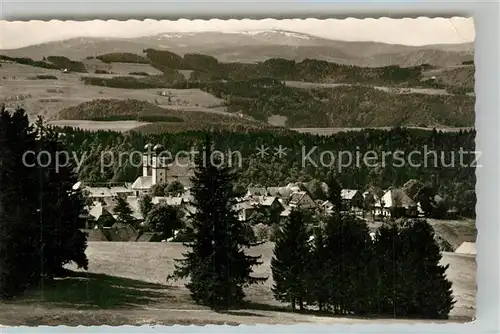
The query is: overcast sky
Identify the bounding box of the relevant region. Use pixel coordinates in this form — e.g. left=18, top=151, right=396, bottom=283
left=0, top=17, right=475, bottom=50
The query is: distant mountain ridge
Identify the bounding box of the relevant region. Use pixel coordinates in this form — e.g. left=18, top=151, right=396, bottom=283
left=0, top=29, right=474, bottom=67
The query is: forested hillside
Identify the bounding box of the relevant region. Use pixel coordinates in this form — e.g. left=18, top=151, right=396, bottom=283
left=57, top=126, right=476, bottom=215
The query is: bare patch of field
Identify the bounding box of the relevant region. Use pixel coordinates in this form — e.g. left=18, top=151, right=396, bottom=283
left=422, top=65, right=474, bottom=91
left=48, top=120, right=150, bottom=132
left=109, top=62, right=163, bottom=76
left=0, top=240, right=475, bottom=326
left=267, top=115, right=288, bottom=127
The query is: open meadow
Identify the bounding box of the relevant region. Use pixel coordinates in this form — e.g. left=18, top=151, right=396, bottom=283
left=1, top=62, right=227, bottom=123
left=0, top=241, right=475, bottom=326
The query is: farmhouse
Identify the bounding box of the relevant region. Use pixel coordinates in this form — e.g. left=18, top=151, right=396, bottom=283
left=288, top=191, right=316, bottom=210
left=233, top=195, right=284, bottom=222
left=341, top=189, right=364, bottom=211
left=87, top=202, right=115, bottom=228
left=246, top=187, right=268, bottom=197
left=375, top=189, right=417, bottom=217
left=317, top=200, right=335, bottom=216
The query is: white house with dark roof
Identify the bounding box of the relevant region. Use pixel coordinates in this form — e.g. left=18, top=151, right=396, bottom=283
left=374, top=189, right=417, bottom=217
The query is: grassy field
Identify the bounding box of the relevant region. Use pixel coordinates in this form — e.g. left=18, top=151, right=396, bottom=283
left=48, top=120, right=151, bottom=132
left=0, top=62, right=225, bottom=123
left=0, top=241, right=475, bottom=326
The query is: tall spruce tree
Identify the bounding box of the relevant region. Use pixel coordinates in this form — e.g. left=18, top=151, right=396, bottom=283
left=34, top=119, right=89, bottom=277
left=373, top=219, right=454, bottom=319
left=271, top=208, right=312, bottom=311
left=325, top=171, right=342, bottom=213
left=0, top=107, right=40, bottom=298
left=138, top=193, right=153, bottom=220
left=341, top=214, right=375, bottom=315
left=306, top=226, right=330, bottom=311
left=113, top=196, right=135, bottom=226
left=169, top=135, right=266, bottom=309
left=321, top=212, right=374, bottom=315
left=400, top=219, right=455, bottom=319
left=372, top=221, right=407, bottom=317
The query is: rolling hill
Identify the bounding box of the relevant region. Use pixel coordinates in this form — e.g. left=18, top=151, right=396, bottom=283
left=0, top=30, right=474, bottom=67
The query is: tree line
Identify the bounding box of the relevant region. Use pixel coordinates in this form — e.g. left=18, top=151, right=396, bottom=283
left=272, top=198, right=454, bottom=318
left=56, top=126, right=476, bottom=218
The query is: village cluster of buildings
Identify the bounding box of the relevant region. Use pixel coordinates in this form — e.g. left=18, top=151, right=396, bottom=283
left=76, top=144, right=436, bottom=233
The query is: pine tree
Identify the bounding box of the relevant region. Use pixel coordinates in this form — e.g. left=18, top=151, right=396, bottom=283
left=271, top=208, right=311, bottom=311
left=113, top=196, right=135, bottom=226
left=325, top=171, right=342, bottom=213
left=372, top=220, right=407, bottom=317
left=400, top=219, right=455, bottom=319
left=306, top=227, right=329, bottom=311
left=169, top=135, right=266, bottom=309
left=321, top=212, right=374, bottom=315
left=138, top=193, right=153, bottom=219
left=34, top=119, right=89, bottom=277
left=0, top=107, right=40, bottom=298
left=341, top=214, right=374, bottom=315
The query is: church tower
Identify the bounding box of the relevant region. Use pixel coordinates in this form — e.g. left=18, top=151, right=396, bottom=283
left=142, top=143, right=153, bottom=177
left=151, top=143, right=169, bottom=185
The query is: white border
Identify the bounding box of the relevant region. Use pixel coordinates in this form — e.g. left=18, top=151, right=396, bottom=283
left=1, top=1, right=498, bottom=333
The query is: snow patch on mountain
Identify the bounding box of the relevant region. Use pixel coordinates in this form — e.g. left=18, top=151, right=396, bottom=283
left=225, top=29, right=312, bottom=39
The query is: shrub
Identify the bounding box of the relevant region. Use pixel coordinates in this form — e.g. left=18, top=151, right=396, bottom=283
left=46, top=56, right=87, bottom=73
left=28, top=75, right=58, bottom=80
left=129, top=71, right=150, bottom=76
left=81, top=75, right=184, bottom=89
left=97, top=53, right=149, bottom=64
left=253, top=223, right=271, bottom=241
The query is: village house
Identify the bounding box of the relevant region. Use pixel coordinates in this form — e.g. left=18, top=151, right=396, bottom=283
left=374, top=188, right=418, bottom=218
left=317, top=200, right=335, bottom=216
left=234, top=199, right=255, bottom=222
left=288, top=190, right=316, bottom=210
left=86, top=202, right=115, bottom=229
left=233, top=195, right=284, bottom=223
left=245, top=187, right=268, bottom=197
left=74, top=181, right=134, bottom=202
left=341, top=189, right=364, bottom=212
